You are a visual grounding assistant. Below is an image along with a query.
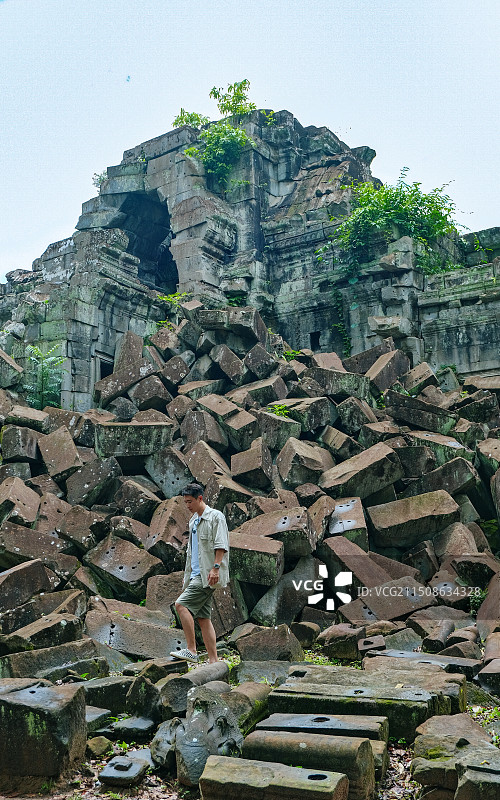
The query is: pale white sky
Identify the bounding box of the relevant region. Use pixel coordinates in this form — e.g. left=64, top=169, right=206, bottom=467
left=1, top=0, right=498, bottom=280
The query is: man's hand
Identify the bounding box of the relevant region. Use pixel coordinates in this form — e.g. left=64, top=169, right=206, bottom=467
left=208, top=568, right=220, bottom=587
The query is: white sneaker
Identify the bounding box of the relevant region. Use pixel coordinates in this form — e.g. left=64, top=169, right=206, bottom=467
left=170, top=648, right=199, bottom=664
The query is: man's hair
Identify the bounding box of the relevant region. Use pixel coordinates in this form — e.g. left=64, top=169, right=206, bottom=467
left=182, top=482, right=204, bottom=499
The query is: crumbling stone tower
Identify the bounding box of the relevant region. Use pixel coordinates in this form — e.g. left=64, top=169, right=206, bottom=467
left=1, top=109, right=500, bottom=410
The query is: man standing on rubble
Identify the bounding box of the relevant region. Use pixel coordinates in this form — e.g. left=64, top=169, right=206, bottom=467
left=170, top=482, right=229, bottom=664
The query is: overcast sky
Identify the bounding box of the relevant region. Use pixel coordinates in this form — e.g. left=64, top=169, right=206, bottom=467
left=1, top=0, right=498, bottom=280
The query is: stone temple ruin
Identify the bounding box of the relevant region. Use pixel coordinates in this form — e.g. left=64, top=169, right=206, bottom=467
left=1, top=112, right=500, bottom=797
left=1, top=108, right=500, bottom=412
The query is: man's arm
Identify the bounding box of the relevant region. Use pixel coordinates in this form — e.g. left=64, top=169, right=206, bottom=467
left=208, top=547, right=226, bottom=586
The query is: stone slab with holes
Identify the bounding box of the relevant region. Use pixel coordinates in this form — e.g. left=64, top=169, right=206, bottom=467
left=199, top=754, right=349, bottom=800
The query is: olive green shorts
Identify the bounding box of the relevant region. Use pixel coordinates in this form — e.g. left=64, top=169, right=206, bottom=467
left=176, top=575, right=215, bottom=619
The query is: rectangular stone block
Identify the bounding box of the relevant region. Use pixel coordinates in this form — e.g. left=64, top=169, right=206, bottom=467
left=0, top=683, right=86, bottom=780
left=199, top=755, right=349, bottom=800
left=93, top=357, right=157, bottom=407
left=319, top=443, right=403, bottom=499
left=384, top=390, right=458, bottom=434
left=368, top=490, right=460, bottom=549
left=94, top=420, right=174, bottom=457
left=38, top=426, right=83, bottom=482
left=229, top=530, right=284, bottom=586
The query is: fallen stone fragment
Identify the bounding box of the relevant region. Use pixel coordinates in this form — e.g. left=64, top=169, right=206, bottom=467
left=66, top=456, right=122, bottom=507
left=0, top=682, right=86, bottom=782
left=368, top=491, right=460, bottom=550
left=236, top=624, right=304, bottom=662
left=0, top=477, right=41, bottom=527
left=0, top=425, right=41, bottom=463
left=0, top=559, right=51, bottom=614
left=277, top=437, right=334, bottom=489
left=113, top=478, right=160, bottom=523
left=94, top=358, right=157, bottom=407
left=243, top=730, right=375, bottom=800
left=319, top=424, right=365, bottom=460
left=94, top=419, right=174, bottom=457
left=84, top=533, right=164, bottom=601
left=0, top=520, right=79, bottom=580
left=317, top=623, right=366, bottom=660
left=327, top=497, right=368, bottom=550
left=99, top=755, right=148, bottom=787
left=231, top=437, right=273, bottom=489
left=146, top=497, right=191, bottom=571
left=38, top=426, right=84, bottom=482
left=384, top=389, right=458, bottom=434
left=319, top=443, right=403, bottom=499
left=199, top=755, right=349, bottom=800
left=160, top=661, right=229, bottom=714
left=250, top=557, right=320, bottom=627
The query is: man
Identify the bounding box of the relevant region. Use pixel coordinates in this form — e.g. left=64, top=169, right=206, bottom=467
left=170, top=483, right=229, bottom=664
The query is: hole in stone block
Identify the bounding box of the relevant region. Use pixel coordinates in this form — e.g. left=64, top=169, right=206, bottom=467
left=354, top=689, right=364, bottom=694
left=312, top=717, right=330, bottom=723
left=307, top=774, right=328, bottom=781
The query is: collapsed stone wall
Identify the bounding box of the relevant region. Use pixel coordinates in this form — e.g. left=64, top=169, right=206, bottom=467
left=0, top=301, right=500, bottom=793
left=1, top=110, right=500, bottom=412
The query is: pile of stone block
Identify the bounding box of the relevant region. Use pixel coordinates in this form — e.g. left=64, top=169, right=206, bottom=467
left=0, top=301, right=499, bottom=796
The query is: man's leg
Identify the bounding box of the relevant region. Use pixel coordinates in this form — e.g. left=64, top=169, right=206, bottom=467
left=197, top=616, right=218, bottom=663
left=175, top=602, right=197, bottom=653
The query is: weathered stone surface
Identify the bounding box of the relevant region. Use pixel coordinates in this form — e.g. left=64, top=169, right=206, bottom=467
left=250, top=557, right=319, bottom=627
left=244, top=343, right=277, bottom=379
left=385, top=390, right=458, bottom=434
left=84, top=533, right=164, bottom=600
left=328, top=497, right=368, bottom=550
left=37, top=426, right=83, bottom=482
left=0, top=682, right=86, bottom=781
left=267, top=397, right=332, bottom=432
left=243, top=730, right=374, bottom=800
left=94, top=358, right=157, bottom=407
left=318, top=535, right=391, bottom=593
left=232, top=506, right=318, bottom=559
left=0, top=425, right=41, bottom=463
left=317, top=623, right=366, bottom=660
left=231, top=437, right=273, bottom=489
left=127, top=374, right=172, bottom=411
left=184, top=440, right=230, bottom=485
left=0, top=520, right=79, bottom=579
left=319, top=443, right=403, bottom=499
left=204, top=473, right=254, bottom=510
left=477, top=437, right=500, bottom=478
left=144, top=446, right=192, bottom=498
left=66, top=456, right=122, bottom=506
left=145, top=496, right=191, bottom=570
left=180, top=409, right=228, bottom=453
left=85, top=599, right=184, bottom=659
left=229, top=529, right=284, bottom=586
left=199, top=755, right=349, bottom=800
left=366, top=349, right=410, bottom=392
left=407, top=431, right=473, bottom=466
left=0, top=477, right=41, bottom=527
left=368, top=491, right=460, bottom=549
left=303, top=367, right=371, bottom=403
left=277, top=437, right=334, bottom=489
left=319, top=425, right=365, bottom=460
left=94, top=419, right=174, bottom=457
left=400, top=457, right=481, bottom=501
left=236, top=623, right=304, bottom=662
left=0, top=559, right=51, bottom=615
left=113, top=478, right=161, bottom=523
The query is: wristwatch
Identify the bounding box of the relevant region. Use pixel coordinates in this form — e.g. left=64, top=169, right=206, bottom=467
left=213, top=563, right=221, bottom=569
